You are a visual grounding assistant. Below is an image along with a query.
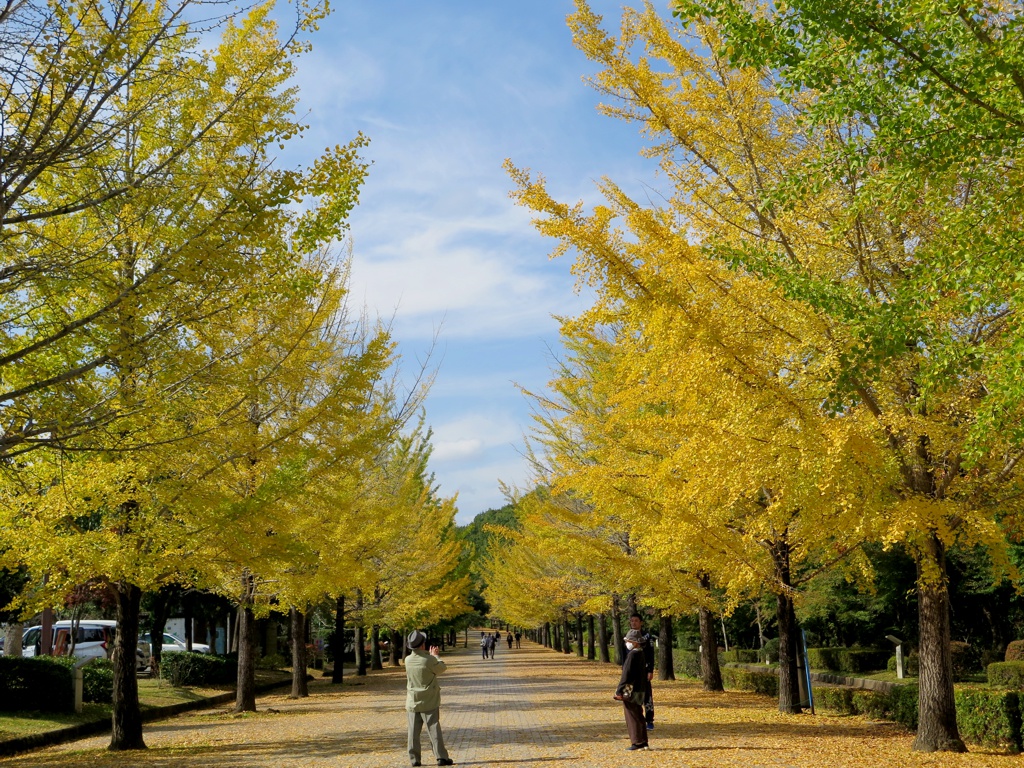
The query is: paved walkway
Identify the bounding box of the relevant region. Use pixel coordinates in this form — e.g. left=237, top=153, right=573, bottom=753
left=0, top=639, right=1013, bottom=767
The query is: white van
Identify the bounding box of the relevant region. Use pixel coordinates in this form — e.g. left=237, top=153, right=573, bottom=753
left=22, top=620, right=147, bottom=670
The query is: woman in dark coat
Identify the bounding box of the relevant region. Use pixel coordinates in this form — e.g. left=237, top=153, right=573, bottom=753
left=614, top=629, right=650, bottom=750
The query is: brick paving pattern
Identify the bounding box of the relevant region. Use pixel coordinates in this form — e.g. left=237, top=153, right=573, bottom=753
left=0, top=637, right=1014, bottom=767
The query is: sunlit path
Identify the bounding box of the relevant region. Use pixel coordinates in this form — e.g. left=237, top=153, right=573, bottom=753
left=0, top=640, right=1012, bottom=767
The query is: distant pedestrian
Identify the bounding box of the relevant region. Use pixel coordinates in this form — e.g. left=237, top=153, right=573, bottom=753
left=506, top=632, right=513, bottom=650
left=403, top=630, right=454, bottom=766
left=480, top=631, right=488, bottom=660
left=614, top=629, right=650, bottom=751
left=488, top=632, right=496, bottom=659
left=514, top=631, right=521, bottom=649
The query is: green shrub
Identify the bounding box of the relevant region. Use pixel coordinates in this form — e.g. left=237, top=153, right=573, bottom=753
left=82, top=658, right=114, bottom=703
left=887, top=652, right=920, bottom=676
left=0, top=656, right=74, bottom=712
left=954, top=688, right=1022, bottom=752
left=852, top=689, right=891, bottom=720
left=807, top=647, right=890, bottom=674
left=675, top=649, right=701, bottom=679
left=1006, top=641, right=1024, bottom=662
left=760, top=638, right=779, bottom=664
left=719, top=649, right=759, bottom=664
left=951, top=641, right=980, bottom=681
left=257, top=652, right=286, bottom=670
left=989, top=662, right=1024, bottom=690
left=721, top=666, right=778, bottom=697
left=161, top=652, right=236, bottom=686
left=888, top=684, right=919, bottom=730
left=814, top=685, right=856, bottom=714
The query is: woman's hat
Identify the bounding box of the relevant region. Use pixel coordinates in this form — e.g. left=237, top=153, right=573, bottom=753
left=624, top=629, right=646, bottom=645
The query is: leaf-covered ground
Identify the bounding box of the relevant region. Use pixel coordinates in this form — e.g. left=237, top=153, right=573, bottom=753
left=1, top=640, right=1015, bottom=767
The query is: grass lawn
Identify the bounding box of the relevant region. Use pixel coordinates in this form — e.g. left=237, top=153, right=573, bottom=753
left=0, top=670, right=289, bottom=743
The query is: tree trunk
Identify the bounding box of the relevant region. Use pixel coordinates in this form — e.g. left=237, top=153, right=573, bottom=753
left=109, top=583, right=145, bottom=750
left=698, top=575, right=724, bottom=691
left=658, top=613, right=675, bottom=681
left=913, top=535, right=966, bottom=752
left=354, top=589, right=366, bottom=676
left=235, top=573, right=257, bottom=713
left=370, top=625, right=383, bottom=670
left=611, top=596, right=625, bottom=665
left=769, top=537, right=801, bottom=714
left=543, top=622, right=551, bottom=648
left=330, top=595, right=344, bottom=683
left=389, top=630, right=402, bottom=666
left=587, top=615, right=596, bottom=660
left=563, top=615, right=573, bottom=655
left=148, top=589, right=171, bottom=680
left=183, top=593, right=193, bottom=653
left=598, top=613, right=610, bottom=663
left=355, top=624, right=366, bottom=675
left=235, top=604, right=257, bottom=712
left=289, top=607, right=308, bottom=698
left=552, top=622, right=561, bottom=652
left=4, top=621, right=23, bottom=658
left=575, top=614, right=584, bottom=657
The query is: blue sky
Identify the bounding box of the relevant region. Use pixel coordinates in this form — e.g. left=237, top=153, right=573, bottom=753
left=286, top=1, right=663, bottom=523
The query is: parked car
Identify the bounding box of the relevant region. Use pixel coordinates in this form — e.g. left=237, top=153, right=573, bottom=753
left=21, top=620, right=148, bottom=670
left=138, top=631, right=211, bottom=658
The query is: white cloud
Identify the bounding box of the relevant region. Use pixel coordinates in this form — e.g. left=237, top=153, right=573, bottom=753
left=431, top=438, right=484, bottom=463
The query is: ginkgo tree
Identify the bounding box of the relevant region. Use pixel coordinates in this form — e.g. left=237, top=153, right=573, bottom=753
left=0, top=1, right=385, bottom=748
left=0, top=0, right=330, bottom=458
left=507, top=0, right=1024, bottom=743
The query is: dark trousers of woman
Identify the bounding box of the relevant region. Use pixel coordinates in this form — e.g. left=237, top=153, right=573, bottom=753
left=623, top=698, right=648, bottom=747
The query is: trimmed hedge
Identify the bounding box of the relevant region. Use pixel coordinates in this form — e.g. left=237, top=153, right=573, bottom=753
left=161, top=652, right=236, bottom=686
left=815, top=684, right=1020, bottom=750
left=719, top=649, right=759, bottom=664
left=675, top=649, right=701, bottom=679
left=721, top=665, right=778, bottom=697
left=49, top=657, right=114, bottom=704
left=989, top=662, right=1024, bottom=690
left=807, top=647, right=890, bottom=674
left=760, top=638, right=779, bottom=664
left=0, top=656, right=74, bottom=712
left=814, top=685, right=856, bottom=715
left=814, top=684, right=918, bottom=730
left=955, top=688, right=1022, bottom=752
left=1006, top=641, right=1024, bottom=662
